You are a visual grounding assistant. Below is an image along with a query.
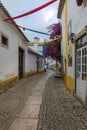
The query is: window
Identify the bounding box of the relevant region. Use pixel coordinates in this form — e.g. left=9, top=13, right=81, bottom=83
left=76, top=34, right=86, bottom=49
left=68, top=19, right=72, bottom=40
left=82, top=47, right=87, bottom=80
left=1, top=33, right=9, bottom=48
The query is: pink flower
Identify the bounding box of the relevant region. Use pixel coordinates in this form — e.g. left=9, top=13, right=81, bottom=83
left=83, top=41, right=87, bottom=45
left=76, top=0, right=83, bottom=6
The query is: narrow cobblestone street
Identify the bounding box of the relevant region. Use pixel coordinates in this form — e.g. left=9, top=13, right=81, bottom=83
left=0, top=70, right=87, bottom=130
left=1, top=1, right=87, bottom=130
left=37, top=73, right=87, bottom=130
left=0, top=70, right=53, bottom=130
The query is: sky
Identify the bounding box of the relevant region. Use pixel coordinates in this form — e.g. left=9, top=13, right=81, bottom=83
left=1, top=0, right=60, bottom=42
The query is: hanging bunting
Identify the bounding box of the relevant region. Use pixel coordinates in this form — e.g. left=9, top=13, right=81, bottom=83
left=25, top=35, right=61, bottom=45
left=5, top=0, right=57, bottom=21
left=25, top=28, right=50, bottom=35
left=5, top=20, right=50, bottom=35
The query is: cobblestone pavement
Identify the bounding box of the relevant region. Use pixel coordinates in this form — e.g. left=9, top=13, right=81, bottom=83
left=0, top=71, right=51, bottom=130
left=37, top=73, right=87, bottom=130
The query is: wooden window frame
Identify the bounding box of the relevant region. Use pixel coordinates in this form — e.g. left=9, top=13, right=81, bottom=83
left=1, top=32, right=9, bottom=49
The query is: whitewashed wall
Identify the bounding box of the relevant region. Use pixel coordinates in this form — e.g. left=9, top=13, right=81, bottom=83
left=68, top=44, right=75, bottom=77
left=39, top=57, right=45, bottom=70
left=0, top=8, right=44, bottom=82
left=29, top=44, right=39, bottom=53
left=68, top=0, right=87, bottom=78
left=38, top=45, right=43, bottom=55
left=29, top=45, right=43, bottom=56
left=61, top=0, right=87, bottom=77
left=61, top=4, right=66, bottom=73
left=68, top=0, right=87, bottom=34
left=0, top=11, right=19, bottom=81
left=25, top=52, right=37, bottom=72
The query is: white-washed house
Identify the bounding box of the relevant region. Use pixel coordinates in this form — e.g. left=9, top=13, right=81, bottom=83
left=0, top=2, right=44, bottom=94
left=57, top=0, right=87, bottom=105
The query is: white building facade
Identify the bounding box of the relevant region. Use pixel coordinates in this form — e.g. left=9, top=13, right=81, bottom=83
left=58, top=0, right=87, bottom=105
left=0, top=2, right=44, bottom=94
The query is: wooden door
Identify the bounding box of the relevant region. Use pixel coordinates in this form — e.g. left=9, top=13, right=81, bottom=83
left=19, top=48, right=24, bottom=80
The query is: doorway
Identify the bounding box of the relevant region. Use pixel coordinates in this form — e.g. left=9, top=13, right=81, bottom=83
left=37, top=57, right=39, bottom=73
left=76, top=44, right=87, bottom=103
left=19, top=48, right=24, bottom=80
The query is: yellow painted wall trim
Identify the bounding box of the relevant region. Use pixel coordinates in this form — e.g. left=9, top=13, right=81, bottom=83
left=65, top=0, right=68, bottom=76
left=25, top=36, right=61, bottom=45
left=24, top=71, right=37, bottom=78
left=39, top=70, right=44, bottom=73
left=64, top=0, right=74, bottom=94
left=66, top=76, right=74, bottom=94
left=25, top=70, right=44, bottom=78
left=0, top=76, right=18, bottom=94
left=0, top=70, right=45, bottom=94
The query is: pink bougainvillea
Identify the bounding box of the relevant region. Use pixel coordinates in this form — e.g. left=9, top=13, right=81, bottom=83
left=76, top=0, right=83, bottom=6
left=83, top=41, right=87, bottom=45
left=45, top=22, right=61, bottom=61
left=45, top=41, right=61, bottom=61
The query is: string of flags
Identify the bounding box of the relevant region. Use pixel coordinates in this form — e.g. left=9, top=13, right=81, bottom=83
left=23, top=28, right=50, bottom=36
left=4, top=0, right=57, bottom=21
left=4, top=0, right=58, bottom=35
left=25, top=35, right=61, bottom=45
left=5, top=20, right=50, bottom=35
